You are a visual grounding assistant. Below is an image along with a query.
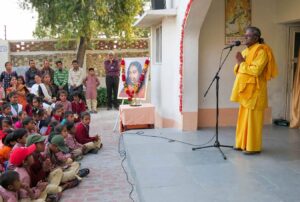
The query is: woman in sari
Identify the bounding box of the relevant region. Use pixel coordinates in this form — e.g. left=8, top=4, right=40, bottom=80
left=6, top=76, right=28, bottom=108
left=42, top=73, right=57, bottom=102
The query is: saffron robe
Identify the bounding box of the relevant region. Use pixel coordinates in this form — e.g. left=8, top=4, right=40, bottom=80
left=230, top=43, right=278, bottom=151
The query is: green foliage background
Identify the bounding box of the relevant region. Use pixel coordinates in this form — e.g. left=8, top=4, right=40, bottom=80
left=20, top=0, right=147, bottom=40
left=97, top=87, right=130, bottom=107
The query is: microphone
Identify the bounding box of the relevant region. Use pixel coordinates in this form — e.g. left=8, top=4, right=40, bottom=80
left=224, top=40, right=241, bottom=49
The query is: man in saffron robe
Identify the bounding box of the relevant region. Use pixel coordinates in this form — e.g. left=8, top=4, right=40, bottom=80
left=230, top=26, right=278, bottom=154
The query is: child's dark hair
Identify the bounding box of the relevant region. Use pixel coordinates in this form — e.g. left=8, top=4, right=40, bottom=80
left=49, top=121, right=59, bottom=131
left=64, top=111, right=74, bottom=119
left=54, top=124, right=66, bottom=134
left=80, top=111, right=90, bottom=119
left=58, top=90, right=68, bottom=98
left=18, top=111, right=25, bottom=117
left=55, top=103, right=64, bottom=109
left=0, top=171, right=20, bottom=189
left=51, top=104, right=63, bottom=116
left=48, top=133, right=57, bottom=143
left=88, top=68, right=94, bottom=71
left=71, top=91, right=81, bottom=99
left=32, top=108, right=44, bottom=117
left=12, top=128, right=27, bottom=142
left=3, top=131, right=15, bottom=146
left=47, top=121, right=59, bottom=143
left=65, top=121, right=75, bottom=131
left=22, top=117, right=33, bottom=126
left=1, top=103, right=11, bottom=112
left=26, top=93, right=36, bottom=104
left=8, top=91, right=18, bottom=99
left=32, top=96, right=42, bottom=104
left=0, top=117, right=13, bottom=130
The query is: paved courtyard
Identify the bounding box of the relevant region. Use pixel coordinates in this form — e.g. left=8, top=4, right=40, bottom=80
left=59, top=108, right=300, bottom=202
left=61, top=109, right=136, bottom=202
left=123, top=126, right=300, bottom=202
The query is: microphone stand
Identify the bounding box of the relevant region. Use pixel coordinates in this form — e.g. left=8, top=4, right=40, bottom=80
left=192, top=46, right=234, bottom=160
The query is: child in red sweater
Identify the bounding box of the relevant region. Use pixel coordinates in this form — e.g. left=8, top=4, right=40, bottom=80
left=71, top=92, right=86, bottom=122
left=51, top=104, right=64, bottom=122
left=75, top=112, right=102, bottom=154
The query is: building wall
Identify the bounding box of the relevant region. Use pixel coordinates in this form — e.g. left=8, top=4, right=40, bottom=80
left=151, top=17, right=182, bottom=128
left=151, top=0, right=192, bottom=128
left=276, top=0, right=300, bottom=23
left=198, top=0, right=289, bottom=127
left=148, top=0, right=300, bottom=129
left=0, top=40, right=9, bottom=72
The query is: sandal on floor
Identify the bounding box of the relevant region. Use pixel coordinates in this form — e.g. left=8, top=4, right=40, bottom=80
left=77, top=168, right=90, bottom=178
left=89, top=148, right=99, bottom=154
left=243, top=150, right=261, bottom=155
left=46, top=192, right=62, bottom=202
left=233, top=147, right=242, bottom=151
left=62, top=178, right=80, bottom=190
left=75, top=155, right=84, bottom=161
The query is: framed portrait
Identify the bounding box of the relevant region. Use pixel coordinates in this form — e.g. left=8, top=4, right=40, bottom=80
left=225, top=0, right=251, bottom=44
left=117, top=57, right=150, bottom=100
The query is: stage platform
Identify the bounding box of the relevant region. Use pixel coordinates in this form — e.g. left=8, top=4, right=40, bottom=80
left=122, top=126, right=300, bottom=202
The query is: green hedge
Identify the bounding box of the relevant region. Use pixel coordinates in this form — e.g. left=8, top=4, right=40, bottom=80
left=97, top=87, right=130, bottom=107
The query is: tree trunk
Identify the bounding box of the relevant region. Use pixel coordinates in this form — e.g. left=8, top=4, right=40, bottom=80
left=76, top=36, right=87, bottom=67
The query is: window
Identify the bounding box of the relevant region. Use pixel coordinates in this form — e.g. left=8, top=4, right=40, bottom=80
left=155, top=25, right=162, bottom=63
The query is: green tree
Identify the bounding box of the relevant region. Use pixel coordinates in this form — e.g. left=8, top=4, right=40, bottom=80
left=20, top=0, right=144, bottom=66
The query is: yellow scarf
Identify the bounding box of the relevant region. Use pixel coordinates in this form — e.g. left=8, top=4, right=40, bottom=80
left=248, top=43, right=279, bottom=80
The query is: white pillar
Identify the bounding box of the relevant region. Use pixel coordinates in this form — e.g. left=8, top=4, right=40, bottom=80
left=181, top=0, right=212, bottom=130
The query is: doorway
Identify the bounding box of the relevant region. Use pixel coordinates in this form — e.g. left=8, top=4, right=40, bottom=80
left=286, top=26, right=300, bottom=120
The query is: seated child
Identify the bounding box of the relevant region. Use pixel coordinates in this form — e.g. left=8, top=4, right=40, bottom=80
left=14, top=111, right=27, bottom=129
left=45, top=121, right=59, bottom=137
left=11, top=129, right=28, bottom=151
left=65, top=122, right=88, bottom=161
left=51, top=104, right=64, bottom=122
left=0, top=131, right=15, bottom=172
left=22, top=117, right=37, bottom=134
left=0, top=103, right=13, bottom=124
left=45, top=135, right=89, bottom=183
left=75, top=112, right=102, bottom=154
left=61, top=111, right=75, bottom=125
left=10, top=145, right=48, bottom=201
left=0, top=118, right=14, bottom=132
left=7, top=129, right=29, bottom=171
left=53, top=124, right=70, bottom=160
left=26, top=95, right=51, bottom=117
left=32, top=108, right=49, bottom=135
left=71, top=92, right=86, bottom=122
left=0, top=170, right=22, bottom=202
left=26, top=134, right=72, bottom=197
left=8, top=92, right=22, bottom=123
left=55, top=90, right=72, bottom=112
left=24, top=93, right=35, bottom=117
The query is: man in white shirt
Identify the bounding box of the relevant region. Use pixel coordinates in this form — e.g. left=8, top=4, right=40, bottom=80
left=69, top=60, right=85, bottom=99
left=30, top=74, right=52, bottom=103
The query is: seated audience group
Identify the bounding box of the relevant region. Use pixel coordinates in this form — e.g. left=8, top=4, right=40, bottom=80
left=0, top=59, right=102, bottom=202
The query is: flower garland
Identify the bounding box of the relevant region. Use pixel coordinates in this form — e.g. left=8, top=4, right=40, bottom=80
left=121, top=59, right=150, bottom=101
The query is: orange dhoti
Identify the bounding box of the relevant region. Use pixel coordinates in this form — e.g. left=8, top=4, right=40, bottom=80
left=235, top=105, right=264, bottom=152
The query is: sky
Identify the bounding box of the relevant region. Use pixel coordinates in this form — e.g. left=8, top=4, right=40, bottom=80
left=0, top=0, right=37, bottom=40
